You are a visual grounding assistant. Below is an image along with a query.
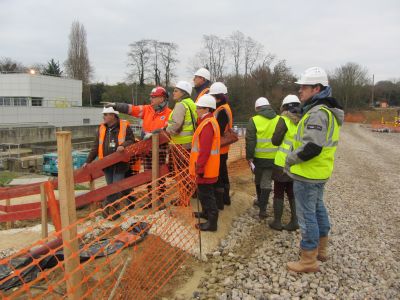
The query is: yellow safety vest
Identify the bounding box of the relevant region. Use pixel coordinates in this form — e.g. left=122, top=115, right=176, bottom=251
left=252, top=115, right=280, bottom=159
left=274, top=116, right=297, bottom=167
left=168, top=98, right=197, bottom=145
left=290, top=106, right=340, bottom=180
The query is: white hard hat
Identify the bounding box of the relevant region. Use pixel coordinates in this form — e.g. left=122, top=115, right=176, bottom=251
left=281, top=94, right=301, bottom=106
left=194, top=68, right=211, bottom=81
left=175, top=81, right=192, bottom=95
left=102, top=107, right=119, bottom=115
left=295, top=67, right=329, bottom=86
left=209, top=82, right=228, bottom=95
left=196, top=94, right=216, bottom=109
left=255, top=97, right=270, bottom=108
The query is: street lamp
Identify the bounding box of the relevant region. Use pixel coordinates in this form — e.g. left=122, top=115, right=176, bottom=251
left=29, top=69, right=36, bottom=75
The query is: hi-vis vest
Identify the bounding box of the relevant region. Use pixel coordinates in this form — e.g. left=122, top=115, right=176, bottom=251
left=168, top=98, right=197, bottom=145
left=195, top=87, right=210, bottom=103
left=290, top=106, right=340, bottom=180
left=189, top=117, right=221, bottom=178
left=214, top=104, right=233, bottom=155
left=274, top=116, right=298, bottom=167
left=253, top=115, right=280, bottom=159
left=98, top=119, right=130, bottom=159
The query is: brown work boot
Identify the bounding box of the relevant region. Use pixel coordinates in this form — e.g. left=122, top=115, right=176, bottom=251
left=317, top=236, right=329, bottom=262
left=287, top=248, right=320, bottom=273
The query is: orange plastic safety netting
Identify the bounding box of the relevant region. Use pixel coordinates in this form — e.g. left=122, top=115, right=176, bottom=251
left=0, top=140, right=201, bottom=300
left=0, top=133, right=250, bottom=300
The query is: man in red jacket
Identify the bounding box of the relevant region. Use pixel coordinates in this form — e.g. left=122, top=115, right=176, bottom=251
left=189, top=94, right=221, bottom=231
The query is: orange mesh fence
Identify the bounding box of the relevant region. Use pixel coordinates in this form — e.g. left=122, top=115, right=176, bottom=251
left=0, top=132, right=250, bottom=300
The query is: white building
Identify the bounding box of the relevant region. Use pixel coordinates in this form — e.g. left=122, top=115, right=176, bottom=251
left=0, top=73, right=102, bottom=127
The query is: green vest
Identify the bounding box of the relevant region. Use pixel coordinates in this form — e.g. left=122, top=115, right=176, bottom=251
left=168, top=98, right=198, bottom=144
left=253, top=115, right=280, bottom=159
left=290, top=106, right=340, bottom=180
left=274, top=115, right=297, bottom=167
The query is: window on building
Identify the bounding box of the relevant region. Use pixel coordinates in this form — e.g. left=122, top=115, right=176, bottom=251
left=14, top=97, right=28, bottom=106
left=83, top=118, right=90, bottom=124
left=31, top=98, right=43, bottom=106
left=3, top=97, right=11, bottom=106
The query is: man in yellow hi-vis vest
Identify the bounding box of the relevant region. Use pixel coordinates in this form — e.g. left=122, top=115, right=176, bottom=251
left=285, top=67, right=344, bottom=273
left=246, top=97, right=279, bottom=220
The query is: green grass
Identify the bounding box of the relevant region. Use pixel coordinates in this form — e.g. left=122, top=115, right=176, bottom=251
left=0, top=171, right=19, bottom=187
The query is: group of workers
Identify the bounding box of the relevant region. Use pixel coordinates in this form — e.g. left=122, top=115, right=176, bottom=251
left=86, top=65, right=344, bottom=273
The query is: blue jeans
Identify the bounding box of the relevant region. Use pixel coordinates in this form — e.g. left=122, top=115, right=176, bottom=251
left=293, top=180, right=331, bottom=250
left=103, top=166, right=126, bottom=206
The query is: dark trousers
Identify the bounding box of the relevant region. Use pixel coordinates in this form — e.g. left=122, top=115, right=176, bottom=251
left=215, top=153, right=229, bottom=189
left=103, top=166, right=126, bottom=205
left=197, top=184, right=218, bottom=215
left=273, top=180, right=294, bottom=199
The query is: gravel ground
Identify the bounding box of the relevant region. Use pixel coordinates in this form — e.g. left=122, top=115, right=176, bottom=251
left=179, top=124, right=400, bottom=300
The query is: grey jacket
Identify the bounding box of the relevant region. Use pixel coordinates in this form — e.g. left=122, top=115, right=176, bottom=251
left=245, top=106, right=277, bottom=168
left=286, top=102, right=344, bottom=183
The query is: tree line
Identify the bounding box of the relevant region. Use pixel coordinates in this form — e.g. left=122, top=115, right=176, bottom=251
left=1, top=22, right=399, bottom=121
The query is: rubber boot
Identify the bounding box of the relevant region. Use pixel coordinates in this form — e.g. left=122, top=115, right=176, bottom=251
left=223, top=184, right=231, bottom=205
left=253, top=184, right=261, bottom=207
left=287, top=248, right=320, bottom=273
left=258, top=189, right=271, bottom=219
left=317, top=236, right=329, bottom=262
left=215, top=188, right=225, bottom=210
left=283, top=198, right=299, bottom=231
left=196, top=210, right=218, bottom=232
left=269, top=198, right=284, bottom=230
left=193, top=210, right=208, bottom=219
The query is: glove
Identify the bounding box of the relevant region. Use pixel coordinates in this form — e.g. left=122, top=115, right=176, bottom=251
left=101, top=102, right=129, bottom=114
left=143, top=133, right=153, bottom=140
left=151, top=129, right=162, bottom=134
left=102, top=102, right=116, bottom=108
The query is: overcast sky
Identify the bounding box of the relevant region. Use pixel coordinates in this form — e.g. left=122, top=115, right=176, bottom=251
left=1, top=0, right=399, bottom=84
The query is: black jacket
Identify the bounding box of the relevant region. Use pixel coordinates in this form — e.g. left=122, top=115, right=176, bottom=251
left=86, top=120, right=135, bottom=172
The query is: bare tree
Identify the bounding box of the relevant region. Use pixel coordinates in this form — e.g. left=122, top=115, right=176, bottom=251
left=159, top=42, right=179, bottom=87
left=151, top=40, right=161, bottom=86
left=127, top=39, right=152, bottom=86
left=201, top=34, right=228, bottom=81
left=329, top=62, right=370, bottom=109
left=229, top=31, right=245, bottom=76
left=244, top=37, right=264, bottom=77
left=64, top=21, right=93, bottom=85
left=0, top=57, right=26, bottom=72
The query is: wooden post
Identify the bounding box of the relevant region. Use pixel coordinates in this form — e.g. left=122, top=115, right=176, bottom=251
left=56, top=131, right=83, bottom=299
left=6, top=198, right=12, bottom=229
left=40, top=183, right=48, bottom=239
left=151, top=133, right=160, bottom=211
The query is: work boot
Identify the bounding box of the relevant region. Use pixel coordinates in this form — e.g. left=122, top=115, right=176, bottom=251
left=258, top=188, right=271, bottom=219
left=283, top=198, right=299, bottom=231
left=223, top=184, right=231, bottom=205
left=317, top=236, right=329, bottom=262
left=215, top=189, right=225, bottom=210
left=196, top=211, right=218, bottom=232
left=253, top=184, right=261, bottom=207
left=287, top=248, right=320, bottom=273
left=193, top=211, right=208, bottom=219
left=269, top=198, right=284, bottom=230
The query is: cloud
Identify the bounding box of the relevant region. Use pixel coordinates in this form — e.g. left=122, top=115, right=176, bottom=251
left=0, top=0, right=399, bottom=83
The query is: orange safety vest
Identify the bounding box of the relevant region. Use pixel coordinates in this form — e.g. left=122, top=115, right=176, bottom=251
left=189, top=117, right=221, bottom=178
left=98, top=119, right=130, bottom=159
left=195, top=87, right=210, bottom=103
left=131, top=105, right=171, bottom=134
left=214, top=104, right=233, bottom=154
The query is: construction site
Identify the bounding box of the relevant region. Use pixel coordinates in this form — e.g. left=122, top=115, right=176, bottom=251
left=1, top=1, right=400, bottom=298
left=0, top=112, right=399, bottom=299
